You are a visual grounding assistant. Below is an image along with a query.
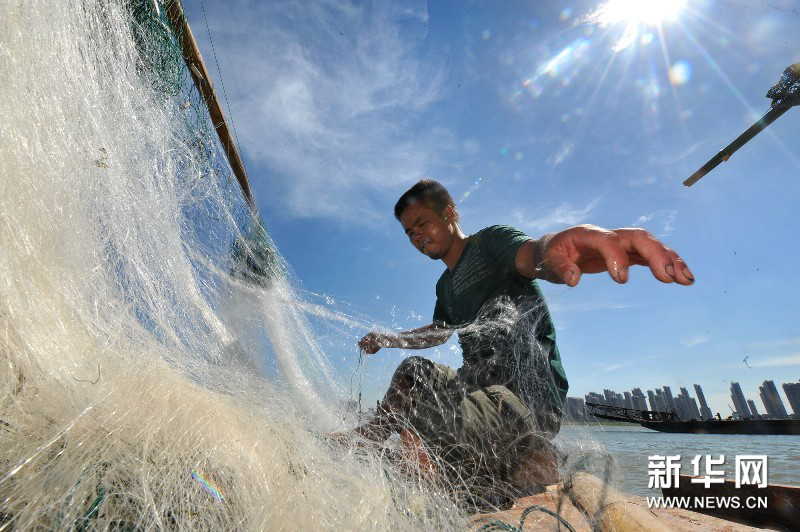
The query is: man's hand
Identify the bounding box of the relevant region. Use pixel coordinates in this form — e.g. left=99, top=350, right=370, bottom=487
left=358, top=332, right=396, bottom=354
left=540, top=225, right=694, bottom=287
left=358, top=324, right=452, bottom=354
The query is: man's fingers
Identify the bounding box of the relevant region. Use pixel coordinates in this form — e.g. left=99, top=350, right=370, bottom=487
left=544, top=226, right=694, bottom=286
left=599, top=243, right=630, bottom=284
left=576, top=229, right=630, bottom=283
left=645, top=246, right=679, bottom=284
left=648, top=259, right=694, bottom=284
left=624, top=229, right=694, bottom=285
left=358, top=334, right=381, bottom=354
left=645, top=257, right=676, bottom=284
left=546, top=253, right=582, bottom=287
left=670, top=256, right=695, bottom=285
left=362, top=342, right=380, bottom=355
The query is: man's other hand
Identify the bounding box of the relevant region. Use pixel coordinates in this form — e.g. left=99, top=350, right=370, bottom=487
left=358, top=332, right=395, bottom=354
left=544, top=225, right=694, bottom=287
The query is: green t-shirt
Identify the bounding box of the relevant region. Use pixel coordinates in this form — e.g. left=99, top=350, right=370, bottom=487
left=432, top=225, right=568, bottom=407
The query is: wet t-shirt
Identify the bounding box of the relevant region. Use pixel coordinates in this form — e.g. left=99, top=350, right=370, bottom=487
left=432, top=225, right=568, bottom=410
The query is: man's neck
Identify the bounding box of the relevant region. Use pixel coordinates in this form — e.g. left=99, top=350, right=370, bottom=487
left=441, top=229, right=468, bottom=270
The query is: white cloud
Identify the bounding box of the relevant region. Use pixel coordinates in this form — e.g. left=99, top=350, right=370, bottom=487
left=662, top=210, right=676, bottom=235
left=511, top=198, right=600, bottom=231
left=194, top=0, right=449, bottom=221
left=547, top=142, right=574, bottom=167
left=748, top=353, right=800, bottom=368
left=630, top=209, right=677, bottom=236
left=681, top=334, right=710, bottom=347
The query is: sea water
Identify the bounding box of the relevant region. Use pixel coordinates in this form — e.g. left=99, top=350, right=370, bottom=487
left=560, top=424, right=800, bottom=496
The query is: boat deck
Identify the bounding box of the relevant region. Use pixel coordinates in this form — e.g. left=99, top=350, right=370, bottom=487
left=472, top=480, right=767, bottom=531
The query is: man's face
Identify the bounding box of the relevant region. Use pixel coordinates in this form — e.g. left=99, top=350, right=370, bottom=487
left=399, top=202, right=453, bottom=260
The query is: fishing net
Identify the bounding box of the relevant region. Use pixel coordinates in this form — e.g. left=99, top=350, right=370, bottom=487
left=0, top=0, right=465, bottom=529
left=0, top=0, right=629, bottom=529
left=129, top=0, right=186, bottom=97
left=767, top=63, right=800, bottom=109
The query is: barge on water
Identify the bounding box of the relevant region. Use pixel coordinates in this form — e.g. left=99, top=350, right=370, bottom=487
left=585, top=402, right=800, bottom=435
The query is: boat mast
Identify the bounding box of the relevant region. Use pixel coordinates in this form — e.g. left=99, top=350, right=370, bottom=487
left=165, top=0, right=255, bottom=211
left=684, top=63, right=799, bottom=187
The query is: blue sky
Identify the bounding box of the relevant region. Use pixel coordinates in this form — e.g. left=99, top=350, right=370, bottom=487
left=185, top=0, right=800, bottom=416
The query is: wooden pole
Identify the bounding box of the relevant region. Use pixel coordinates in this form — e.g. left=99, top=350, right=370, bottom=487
left=683, top=106, right=790, bottom=187
left=165, top=0, right=255, bottom=211
left=566, top=472, right=672, bottom=532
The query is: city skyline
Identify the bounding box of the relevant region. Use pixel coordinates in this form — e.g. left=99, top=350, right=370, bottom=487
left=574, top=378, right=800, bottom=421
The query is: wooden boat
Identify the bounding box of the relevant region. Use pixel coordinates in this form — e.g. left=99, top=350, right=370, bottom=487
left=662, top=474, right=800, bottom=530
left=586, top=402, right=800, bottom=435
left=641, top=418, right=800, bottom=435
left=472, top=473, right=763, bottom=531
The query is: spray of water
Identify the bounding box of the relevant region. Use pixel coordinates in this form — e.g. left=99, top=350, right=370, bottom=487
left=0, top=1, right=466, bottom=528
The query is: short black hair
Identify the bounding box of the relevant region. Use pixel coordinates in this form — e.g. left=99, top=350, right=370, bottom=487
left=394, top=179, right=455, bottom=220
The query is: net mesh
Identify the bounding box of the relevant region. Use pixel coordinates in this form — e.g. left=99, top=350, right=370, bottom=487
left=0, top=0, right=623, bottom=529
left=0, top=0, right=463, bottom=529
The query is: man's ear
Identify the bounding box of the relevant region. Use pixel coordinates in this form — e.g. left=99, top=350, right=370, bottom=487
left=442, top=205, right=457, bottom=223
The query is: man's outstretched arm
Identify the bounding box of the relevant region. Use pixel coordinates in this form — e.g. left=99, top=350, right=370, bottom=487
left=515, top=224, right=695, bottom=286
left=358, top=323, right=453, bottom=355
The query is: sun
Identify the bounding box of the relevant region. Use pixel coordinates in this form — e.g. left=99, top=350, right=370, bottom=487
left=592, top=0, right=688, bottom=27
left=589, top=0, right=688, bottom=51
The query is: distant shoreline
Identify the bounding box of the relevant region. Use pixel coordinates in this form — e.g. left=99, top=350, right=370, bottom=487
left=562, top=419, right=633, bottom=426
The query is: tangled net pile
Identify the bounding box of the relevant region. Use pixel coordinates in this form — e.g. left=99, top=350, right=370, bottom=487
left=0, top=1, right=467, bottom=529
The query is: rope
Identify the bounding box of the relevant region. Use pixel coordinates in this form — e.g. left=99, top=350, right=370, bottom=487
left=347, top=348, right=366, bottom=422
left=474, top=503, right=577, bottom=532
left=199, top=0, right=244, bottom=168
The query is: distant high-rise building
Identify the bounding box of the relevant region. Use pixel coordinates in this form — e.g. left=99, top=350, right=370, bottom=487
left=663, top=386, right=677, bottom=414
left=585, top=392, right=605, bottom=407
left=690, top=397, right=701, bottom=419
left=623, top=391, right=634, bottom=410
left=678, top=387, right=702, bottom=420
left=631, top=388, right=648, bottom=411
left=647, top=389, right=658, bottom=411
left=566, top=397, right=587, bottom=421
left=655, top=389, right=668, bottom=412
left=673, top=388, right=689, bottom=420
left=730, top=382, right=752, bottom=419
left=694, top=384, right=713, bottom=420
left=759, top=380, right=788, bottom=419
left=782, top=382, right=800, bottom=418
left=783, top=382, right=800, bottom=417
left=603, top=389, right=622, bottom=407
left=747, top=399, right=761, bottom=418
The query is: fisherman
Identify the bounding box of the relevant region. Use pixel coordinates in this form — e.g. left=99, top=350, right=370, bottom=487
left=336, top=179, right=694, bottom=506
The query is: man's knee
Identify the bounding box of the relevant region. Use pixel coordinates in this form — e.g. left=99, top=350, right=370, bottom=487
left=392, top=355, right=433, bottom=385
left=383, top=356, right=431, bottom=409
left=396, top=355, right=430, bottom=373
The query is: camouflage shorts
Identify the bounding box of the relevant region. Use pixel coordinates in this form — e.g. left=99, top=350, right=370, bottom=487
left=381, top=356, right=561, bottom=504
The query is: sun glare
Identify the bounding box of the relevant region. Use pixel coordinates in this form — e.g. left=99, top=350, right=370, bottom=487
left=593, top=0, right=688, bottom=27
left=589, top=0, right=688, bottom=51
